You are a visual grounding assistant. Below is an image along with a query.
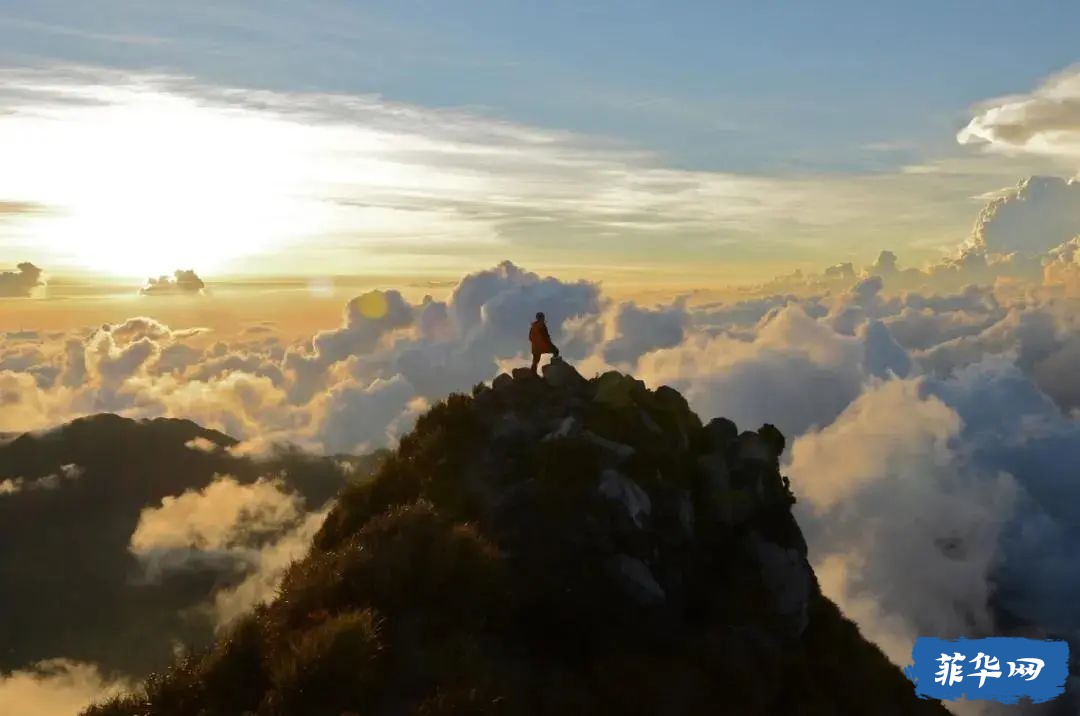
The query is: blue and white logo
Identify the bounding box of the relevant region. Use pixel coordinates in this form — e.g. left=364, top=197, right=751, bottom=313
left=905, top=637, right=1069, bottom=704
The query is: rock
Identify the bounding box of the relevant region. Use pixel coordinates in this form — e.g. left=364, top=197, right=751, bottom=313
left=702, top=417, right=738, bottom=450
left=698, top=451, right=756, bottom=527
left=656, top=382, right=697, bottom=415
left=583, top=431, right=635, bottom=463
left=512, top=367, right=538, bottom=382
left=492, top=373, right=513, bottom=391
left=492, top=412, right=532, bottom=441
left=606, top=554, right=666, bottom=606
left=543, top=415, right=582, bottom=442
left=542, top=356, right=588, bottom=392
left=597, top=469, right=651, bottom=528
left=757, top=423, right=786, bottom=459
left=639, top=409, right=663, bottom=435
left=750, top=534, right=811, bottom=637
left=593, top=371, right=644, bottom=409
left=735, top=431, right=775, bottom=466
left=674, top=489, right=694, bottom=541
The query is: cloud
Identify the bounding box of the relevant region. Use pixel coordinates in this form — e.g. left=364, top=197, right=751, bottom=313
left=140, top=269, right=206, bottom=295
left=129, top=474, right=304, bottom=581
left=0, top=262, right=44, bottom=297
left=959, top=66, right=1080, bottom=161
left=313, top=375, right=426, bottom=455
left=184, top=436, right=218, bottom=453
left=209, top=507, right=329, bottom=630
left=602, top=299, right=689, bottom=366
left=0, top=65, right=1004, bottom=277
left=965, top=176, right=1080, bottom=255
left=637, top=304, right=865, bottom=438
left=3, top=229, right=1080, bottom=704
left=0, top=659, right=132, bottom=716
left=311, top=290, right=414, bottom=364
left=127, top=472, right=332, bottom=631
left=791, top=378, right=1018, bottom=666
left=1043, top=236, right=1080, bottom=295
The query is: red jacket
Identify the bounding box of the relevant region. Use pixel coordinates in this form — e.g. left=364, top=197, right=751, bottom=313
left=529, top=320, right=555, bottom=353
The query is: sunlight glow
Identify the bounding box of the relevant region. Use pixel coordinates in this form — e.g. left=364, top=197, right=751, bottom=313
left=0, top=83, right=332, bottom=277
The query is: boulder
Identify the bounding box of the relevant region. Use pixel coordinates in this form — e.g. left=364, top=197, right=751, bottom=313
left=597, top=469, right=651, bottom=528
left=492, top=373, right=513, bottom=391
left=702, top=417, right=738, bottom=451
left=735, top=431, right=775, bottom=467
left=757, top=423, right=786, bottom=459
left=593, top=371, right=645, bottom=409
left=512, top=367, right=538, bottom=382
left=606, top=554, right=666, bottom=606
left=542, top=356, right=588, bottom=392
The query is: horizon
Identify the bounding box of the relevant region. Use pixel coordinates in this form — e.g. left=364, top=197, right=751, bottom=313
left=3, top=4, right=1080, bottom=715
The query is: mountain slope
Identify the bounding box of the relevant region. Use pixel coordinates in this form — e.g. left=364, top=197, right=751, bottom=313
left=86, top=361, right=947, bottom=715
left=0, top=414, right=375, bottom=676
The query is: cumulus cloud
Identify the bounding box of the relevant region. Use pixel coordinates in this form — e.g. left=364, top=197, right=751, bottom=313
left=785, top=354, right=1080, bottom=714
left=314, top=375, right=426, bottom=455
left=791, top=379, right=1017, bottom=668
left=637, top=304, right=865, bottom=438
left=965, top=176, right=1080, bottom=255
left=140, top=269, right=206, bottom=295
left=602, top=299, right=689, bottom=366
left=0, top=262, right=44, bottom=297
left=0, top=659, right=132, bottom=716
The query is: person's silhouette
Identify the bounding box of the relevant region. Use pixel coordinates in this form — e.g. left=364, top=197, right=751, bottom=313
left=529, top=311, right=559, bottom=375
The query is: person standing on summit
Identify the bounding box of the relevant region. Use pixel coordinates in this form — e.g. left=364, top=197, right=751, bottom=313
left=529, top=312, right=559, bottom=375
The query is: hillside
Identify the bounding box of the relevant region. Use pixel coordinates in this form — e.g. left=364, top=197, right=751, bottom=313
left=0, top=414, right=378, bottom=676
left=85, top=360, right=947, bottom=715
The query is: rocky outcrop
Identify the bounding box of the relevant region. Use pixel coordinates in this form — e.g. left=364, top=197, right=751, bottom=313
left=87, top=364, right=946, bottom=716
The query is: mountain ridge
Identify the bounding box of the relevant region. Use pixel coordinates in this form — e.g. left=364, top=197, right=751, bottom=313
left=83, top=360, right=947, bottom=715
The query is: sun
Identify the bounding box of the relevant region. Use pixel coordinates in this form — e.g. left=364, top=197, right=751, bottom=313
left=0, top=82, right=330, bottom=278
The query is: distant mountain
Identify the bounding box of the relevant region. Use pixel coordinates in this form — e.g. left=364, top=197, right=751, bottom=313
left=87, top=362, right=947, bottom=715
left=0, top=414, right=381, bottom=677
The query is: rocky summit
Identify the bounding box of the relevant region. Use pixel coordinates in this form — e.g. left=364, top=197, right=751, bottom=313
left=86, top=358, right=947, bottom=715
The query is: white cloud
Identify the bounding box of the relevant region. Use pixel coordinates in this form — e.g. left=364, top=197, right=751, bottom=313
left=210, top=507, right=329, bottom=630
left=959, top=66, right=1080, bottom=161
left=965, top=176, right=1080, bottom=255
left=130, top=474, right=304, bottom=581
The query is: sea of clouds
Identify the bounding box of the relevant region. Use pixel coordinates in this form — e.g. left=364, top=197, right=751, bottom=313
left=3, top=174, right=1080, bottom=714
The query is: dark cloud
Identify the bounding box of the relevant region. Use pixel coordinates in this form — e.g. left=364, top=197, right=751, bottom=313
left=140, top=270, right=206, bottom=296
left=0, top=262, right=44, bottom=297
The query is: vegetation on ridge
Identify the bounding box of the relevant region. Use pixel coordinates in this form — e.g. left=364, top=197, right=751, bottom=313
left=86, top=364, right=946, bottom=715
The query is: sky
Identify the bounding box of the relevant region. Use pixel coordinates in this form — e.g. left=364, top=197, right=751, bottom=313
left=6, top=6, right=1080, bottom=713
left=1, top=1, right=1079, bottom=289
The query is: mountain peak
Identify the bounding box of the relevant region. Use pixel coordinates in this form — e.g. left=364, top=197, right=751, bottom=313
left=87, top=361, right=945, bottom=715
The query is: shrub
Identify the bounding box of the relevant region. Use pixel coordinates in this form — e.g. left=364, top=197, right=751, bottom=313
left=270, top=609, right=385, bottom=715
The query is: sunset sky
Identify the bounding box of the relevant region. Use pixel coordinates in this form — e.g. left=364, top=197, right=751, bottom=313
left=5, top=7, right=1080, bottom=712
left=2, top=1, right=1078, bottom=295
